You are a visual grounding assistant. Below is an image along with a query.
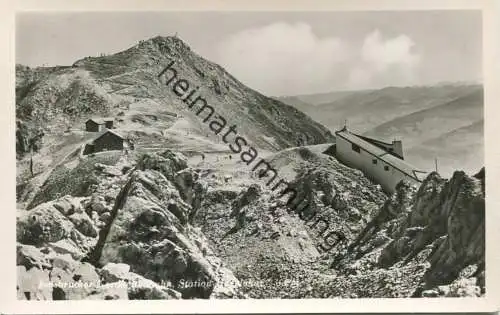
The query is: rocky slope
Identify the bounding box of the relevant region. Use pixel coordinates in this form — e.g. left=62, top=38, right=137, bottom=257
left=17, top=146, right=485, bottom=299
left=16, top=36, right=334, bottom=158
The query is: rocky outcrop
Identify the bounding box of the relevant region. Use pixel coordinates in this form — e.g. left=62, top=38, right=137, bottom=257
left=288, top=160, right=387, bottom=249
left=17, top=197, right=96, bottom=253
left=17, top=242, right=182, bottom=300
left=422, top=171, right=485, bottom=291
left=174, top=169, right=207, bottom=222
left=17, top=150, right=241, bottom=300
left=188, top=147, right=390, bottom=298
left=335, top=169, right=485, bottom=297
left=86, top=151, right=242, bottom=299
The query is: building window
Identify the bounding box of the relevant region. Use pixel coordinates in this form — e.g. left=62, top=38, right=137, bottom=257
left=372, top=159, right=378, bottom=164
left=384, top=165, right=390, bottom=171
left=352, top=143, right=361, bottom=153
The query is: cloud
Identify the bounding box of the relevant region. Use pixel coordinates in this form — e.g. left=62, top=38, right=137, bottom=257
left=213, top=22, right=349, bottom=96
left=213, top=24, right=421, bottom=95
left=348, top=30, right=421, bottom=89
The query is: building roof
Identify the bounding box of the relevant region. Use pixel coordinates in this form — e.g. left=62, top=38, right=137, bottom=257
left=92, top=129, right=125, bottom=143
left=354, top=133, right=404, bottom=159
left=335, top=129, right=426, bottom=181
left=86, top=117, right=114, bottom=124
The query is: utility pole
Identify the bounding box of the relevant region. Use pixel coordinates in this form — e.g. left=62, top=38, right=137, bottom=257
left=29, top=145, right=34, bottom=177
left=434, top=158, right=438, bottom=173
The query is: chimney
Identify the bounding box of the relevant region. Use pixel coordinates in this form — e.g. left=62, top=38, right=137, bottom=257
left=392, top=140, right=404, bottom=159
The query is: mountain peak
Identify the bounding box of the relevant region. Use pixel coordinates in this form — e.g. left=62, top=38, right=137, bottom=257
left=138, top=35, right=192, bottom=55
left=70, top=35, right=192, bottom=69
left=148, top=35, right=190, bottom=48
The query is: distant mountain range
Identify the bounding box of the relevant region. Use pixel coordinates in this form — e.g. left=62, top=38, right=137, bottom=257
left=278, top=84, right=483, bottom=177
left=276, top=90, right=357, bottom=110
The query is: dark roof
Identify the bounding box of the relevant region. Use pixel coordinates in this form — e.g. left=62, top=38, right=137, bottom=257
left=86, top=117, right=114, bottom=124
left=92, top=129, right=125, bottom=143
left=335, top=129, right=426, bottom=181
left=354, top=133, right=404, bottom=160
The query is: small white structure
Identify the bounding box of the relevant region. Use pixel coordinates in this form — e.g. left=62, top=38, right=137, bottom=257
left=334, top=126, right=427, bottom=194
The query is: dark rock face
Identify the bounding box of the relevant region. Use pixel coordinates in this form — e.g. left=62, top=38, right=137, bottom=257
left=174, top=169, right=207, bottom=222
left=423, top=172, right=485, bottom=288
left=69, top=213, right=98, bottom=238
left=15, top=119, right=44, bottom=158
left=335, top=169, right=485, bottom=297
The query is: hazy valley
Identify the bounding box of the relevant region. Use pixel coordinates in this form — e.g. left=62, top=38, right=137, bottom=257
left=277, top=84, right=483, bottom=177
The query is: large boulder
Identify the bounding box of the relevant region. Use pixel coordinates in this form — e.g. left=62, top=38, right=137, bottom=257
left=69, top=212, right=98, bottom=237
left=100, top=262, right=131, bottom=283
left=17, top=245, right=101, bottom=300
left=127, top=273, right=182, bottom=299
left=17, top=204, right=83, bottom=247
left=17, top=265, right=52, bottom=300
left=136, top=150, right=187, bottom=182
left=52, top=195, right=80, bottom=216
left=46, top=239, right=86, bottom=260
left=99, top=263, right=182, bottom=299
left=17, top=243, right=51, bottom=270
left=48, top=261, right=101, bottom=300
left=17, top=198, right=97, bottom=254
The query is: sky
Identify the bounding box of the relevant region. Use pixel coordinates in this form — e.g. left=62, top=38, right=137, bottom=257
left=16, top=11, right=482, bottom=96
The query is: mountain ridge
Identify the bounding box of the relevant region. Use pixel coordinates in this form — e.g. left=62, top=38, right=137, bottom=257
left=16, top=36, right=335, bottom=161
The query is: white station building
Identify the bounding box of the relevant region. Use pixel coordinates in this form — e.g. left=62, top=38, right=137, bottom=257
left=334, top=126, right=427, bottom=194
